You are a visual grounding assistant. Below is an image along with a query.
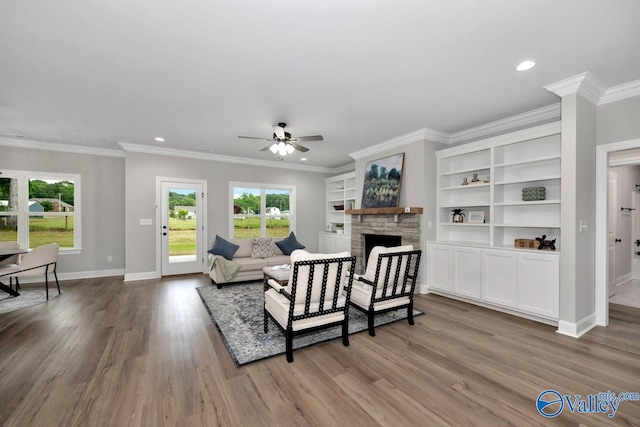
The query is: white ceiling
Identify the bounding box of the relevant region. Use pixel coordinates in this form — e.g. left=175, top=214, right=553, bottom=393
left=1, top=0, right=640, bottom=169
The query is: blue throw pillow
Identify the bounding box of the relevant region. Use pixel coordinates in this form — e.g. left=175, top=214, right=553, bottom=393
left=207, top=235, right=240, bottom=260
left=275, top=231, right=305, bottom=255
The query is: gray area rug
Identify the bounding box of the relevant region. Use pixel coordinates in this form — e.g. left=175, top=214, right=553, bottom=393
left=0, top=287, right=56, bottom=314
left=197, top=282, right=422, bottom=366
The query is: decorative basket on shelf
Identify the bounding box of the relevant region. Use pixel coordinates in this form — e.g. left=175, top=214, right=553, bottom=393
left=522, top=187, right=546, bottom=201
left=333, top=204, right=344, bottom=211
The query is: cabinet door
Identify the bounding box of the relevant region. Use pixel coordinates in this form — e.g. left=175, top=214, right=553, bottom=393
left=318, top=233, right=335, bottom=253
left=335, top=235, right=351, bottom=253
left=516, top=253, right=559, bottom=319
left=452, top=247, right=482, bottom=298
left=427, top=244, right=453, bottom=291
left=482, top=249, right=517, bottom=308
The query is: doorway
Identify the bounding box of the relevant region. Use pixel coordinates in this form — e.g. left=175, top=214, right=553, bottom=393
left=595, top=138, right=640, bottom=325
left=157, top=178, right=207, bottom=276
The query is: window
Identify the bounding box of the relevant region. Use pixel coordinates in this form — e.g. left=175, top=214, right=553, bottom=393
left=230, top=182, right=295, bottom=239
left=0, top=170, right=81, bottom=250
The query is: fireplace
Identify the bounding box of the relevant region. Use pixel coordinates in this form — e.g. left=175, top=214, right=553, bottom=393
left=364, top=234, right=401, bottom=267
left=347, top=208, right=422, bottom=274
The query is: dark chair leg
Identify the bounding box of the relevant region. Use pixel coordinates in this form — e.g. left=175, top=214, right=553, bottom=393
left=342, top=320, right=350, bottom=346
left=54, top=270, right=60, bottom=295
left=264, top=308, right=268, bottom=333
left=45, top=275, right=49, bottom=301
left=407, top=301, right=414, bottom=325
left=15, top=277, right=20, bottom=291
left=368, top=312, right=376, bottom=336
left=285, top=330, right=294, bottom=363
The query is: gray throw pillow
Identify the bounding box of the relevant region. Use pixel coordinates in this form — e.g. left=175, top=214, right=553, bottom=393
left=251, top=237, right=275, bottom=258
left=275, top=231, right=305, bottom=255
left=207, top=235, right=239, bottom=261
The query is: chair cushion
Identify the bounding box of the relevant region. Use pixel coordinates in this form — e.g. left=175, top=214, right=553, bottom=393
left=287, top=249, right=351, bottom=305
left=275, top=232, right=306, bottom=255
left=265, top=288, right=346, bottom=331
left=364, top=245, right=413, bottom=280
left=251, top=237, right=275, bottom=258
left=207, top=235, right=239, bottom=260
left=350, top=280, right=410, bottom=311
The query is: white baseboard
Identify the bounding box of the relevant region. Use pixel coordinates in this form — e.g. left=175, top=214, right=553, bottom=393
left=124, top=271, right=160, bottom=282
left=10, top=268, right=125, bottom=284
left=616, top=273, right=632, bottom=286
left=419, top=283, right=430, bottom=294
left=556, top=312, right=598, bottom=338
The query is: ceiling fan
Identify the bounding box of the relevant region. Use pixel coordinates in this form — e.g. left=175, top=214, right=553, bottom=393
left=238, top=122, right=323, bottom=155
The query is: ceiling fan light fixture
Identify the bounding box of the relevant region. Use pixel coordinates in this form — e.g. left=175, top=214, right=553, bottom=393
left=285, top=143, right=294, bottom=154
left=269, top=143, right=278, bottom=153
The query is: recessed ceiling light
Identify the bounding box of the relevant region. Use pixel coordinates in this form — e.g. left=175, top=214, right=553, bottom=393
left=516, top=60, right=536, bottom=71
left=300, top=157, right=307, bottom=162
left=155, top=137, right=165, bottom=142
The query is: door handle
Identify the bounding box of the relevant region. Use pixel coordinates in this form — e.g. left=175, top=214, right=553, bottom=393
left=615, top=238, right=622, bottom=243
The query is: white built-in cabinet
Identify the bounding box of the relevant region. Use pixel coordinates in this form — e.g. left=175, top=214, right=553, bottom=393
left=318, top=232, right=351, bottom=253
left=428, top=122, right=562, bottom=324
left=428, top=243, right=559, bottom=322
left=320, top=172, right=355, bottom=253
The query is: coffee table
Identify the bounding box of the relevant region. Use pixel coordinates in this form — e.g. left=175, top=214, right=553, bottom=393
left=263, top=265, right=291, bottom=290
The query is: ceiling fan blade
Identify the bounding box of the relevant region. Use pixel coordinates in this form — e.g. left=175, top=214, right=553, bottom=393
left=272, top=125, right=285, bottom=140
left=291, top=142, right=309, bottom=152
left=291, top=135, right=323, bottom=142
left=238, top=136, right=272, bottom=141
left=260, top=145, right=273, bottom=151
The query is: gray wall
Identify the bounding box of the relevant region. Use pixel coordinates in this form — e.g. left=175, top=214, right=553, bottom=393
left=124, top=151, right=329, bottom=275
left=0, top=146, right=126, bottom=275
left=597, top=96, right=640, bottom=145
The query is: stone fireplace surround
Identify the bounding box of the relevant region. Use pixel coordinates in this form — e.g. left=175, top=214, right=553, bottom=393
left=347, top=207, right=422, bottom=274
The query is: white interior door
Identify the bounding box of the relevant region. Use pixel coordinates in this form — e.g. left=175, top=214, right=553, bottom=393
left=160, top=180, right=205, bottom=276
left=607, top=171, right=617, bottom=296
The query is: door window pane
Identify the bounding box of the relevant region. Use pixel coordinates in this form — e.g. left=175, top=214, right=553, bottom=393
left=0, top=177, right=20, bottom=243
left=168, top=188, right=197, bottom=259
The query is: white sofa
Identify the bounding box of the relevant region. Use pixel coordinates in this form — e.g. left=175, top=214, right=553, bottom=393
left=208, top=238, right=291, bottom=288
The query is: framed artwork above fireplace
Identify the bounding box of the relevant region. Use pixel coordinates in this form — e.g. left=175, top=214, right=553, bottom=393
left=362, top=153, right=404, bottom=208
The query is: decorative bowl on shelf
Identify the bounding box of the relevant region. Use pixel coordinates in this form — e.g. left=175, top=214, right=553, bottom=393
left=334, top=204, right=344, bottom=211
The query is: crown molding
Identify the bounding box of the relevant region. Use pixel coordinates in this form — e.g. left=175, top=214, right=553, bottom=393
left=118, top=142, right=336, bottom=173
left=448, top=103, right=561, bottom=145
left=0, top=136, right=125, bottom=157
left=349, top=127, right=447, bottom=160
left=600, top=79, right=640, bottom=105
left=544, top=71, right=607, bottom=105
left=333, top=163, right=356, bottom=175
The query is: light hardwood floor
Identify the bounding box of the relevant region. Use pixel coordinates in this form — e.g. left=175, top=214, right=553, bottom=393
left=0, top=275, right=639, bottom=426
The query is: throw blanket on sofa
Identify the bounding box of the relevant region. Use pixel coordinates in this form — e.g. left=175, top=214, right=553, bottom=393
left=209, top=255, right=242, bottom=281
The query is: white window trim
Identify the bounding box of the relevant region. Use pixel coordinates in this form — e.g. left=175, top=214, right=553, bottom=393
left=0, top=169, right=81, bottom=251
left=228, top=181, right=296, bottom=238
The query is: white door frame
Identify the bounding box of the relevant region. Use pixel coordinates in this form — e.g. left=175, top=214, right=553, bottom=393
left=595, top=138, right=640, bottom=326
left=155, top=177, right=208, bottom=277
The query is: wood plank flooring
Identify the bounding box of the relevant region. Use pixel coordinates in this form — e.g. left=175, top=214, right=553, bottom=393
left=0, top=275, right=638, bottom=426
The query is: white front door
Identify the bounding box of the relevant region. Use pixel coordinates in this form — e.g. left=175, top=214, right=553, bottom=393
left=160, top=180, right=205, bottom=276
left=607, top=171, right=618, bottom=296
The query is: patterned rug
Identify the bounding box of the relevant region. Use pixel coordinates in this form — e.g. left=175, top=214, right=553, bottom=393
left=0, top=287, right=56, bottom=315
left=197, top=282, right=422, bottom=366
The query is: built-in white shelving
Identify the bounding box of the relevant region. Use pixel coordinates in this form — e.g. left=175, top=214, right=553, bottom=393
left=435, top=122, right=562, bottom=249
left=322, top=172, right=355, bottom=250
